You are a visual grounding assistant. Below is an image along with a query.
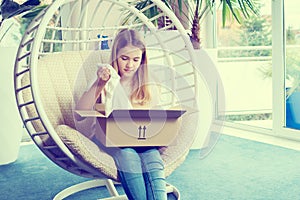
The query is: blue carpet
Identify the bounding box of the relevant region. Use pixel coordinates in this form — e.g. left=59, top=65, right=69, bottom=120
left=1, top=134, right=300, bottom=200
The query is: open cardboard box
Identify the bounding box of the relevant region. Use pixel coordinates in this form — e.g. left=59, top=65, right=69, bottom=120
left=75, top=104, right=186, bottom=147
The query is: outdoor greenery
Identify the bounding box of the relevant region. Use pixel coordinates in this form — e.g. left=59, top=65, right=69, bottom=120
left=286, top=26, right=296, bottom=45
left=218, top=113, right=272, bottom=122
left=218, top=13, right=271, bottom=58
left=239, top=17, right=271, bottom=46
left=257, top=27, right=300, bottom=98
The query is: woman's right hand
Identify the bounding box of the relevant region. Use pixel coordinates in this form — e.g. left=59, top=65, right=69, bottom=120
left=97, top=65, right=111, bottom=84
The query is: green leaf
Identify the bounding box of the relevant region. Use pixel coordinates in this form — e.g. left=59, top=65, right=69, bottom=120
left=21, top=5, right=47, bottom=19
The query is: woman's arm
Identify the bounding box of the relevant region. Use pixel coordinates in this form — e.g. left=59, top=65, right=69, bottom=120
left=75, top=80, right=105, bottom=110
left=75, top=66, right=111, bottom=110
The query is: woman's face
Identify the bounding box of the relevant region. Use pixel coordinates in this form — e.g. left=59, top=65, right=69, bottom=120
left=117, top=45, right=143, bottom=79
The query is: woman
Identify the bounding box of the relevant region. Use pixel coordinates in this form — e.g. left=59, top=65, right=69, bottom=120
left=76, top=29, right=167, bottom=200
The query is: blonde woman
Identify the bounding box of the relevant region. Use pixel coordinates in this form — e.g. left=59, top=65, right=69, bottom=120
left=76, top=29, right=167, bottom=200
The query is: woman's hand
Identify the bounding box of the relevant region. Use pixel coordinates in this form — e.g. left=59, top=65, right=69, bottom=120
left=97, top=65, right=111, bottom=84
left=76, top=65, right=111, bottom=110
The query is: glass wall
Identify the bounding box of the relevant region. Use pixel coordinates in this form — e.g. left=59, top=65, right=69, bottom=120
left=215, top=0, right=272, bottom=130
left=213, top=0, right=300, bottom=139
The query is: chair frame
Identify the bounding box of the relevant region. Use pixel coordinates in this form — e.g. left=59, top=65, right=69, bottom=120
left=14, top=0, right=199, bottom=199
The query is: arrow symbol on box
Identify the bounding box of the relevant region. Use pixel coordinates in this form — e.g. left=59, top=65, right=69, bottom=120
left=143, top=126, right=146, bottom=138
left=138, top=126, right=143, bottom=140
left=138, top=125, right=146, bottom=140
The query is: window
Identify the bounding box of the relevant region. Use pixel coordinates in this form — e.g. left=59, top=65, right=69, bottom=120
left=215, top=0, right=272, bottom=130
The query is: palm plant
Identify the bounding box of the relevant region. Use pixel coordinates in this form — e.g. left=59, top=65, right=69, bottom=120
left=173, top=0, right=259, bottom=49
left=126, top=0, right=259, bottom=49
left=282, top=50, right=300, bottom=99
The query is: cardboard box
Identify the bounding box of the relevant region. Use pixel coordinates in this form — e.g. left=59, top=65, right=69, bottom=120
left=75, top=105, right=186, bottom=147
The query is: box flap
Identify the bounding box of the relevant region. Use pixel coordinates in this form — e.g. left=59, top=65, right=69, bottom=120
left=74, top=110, right=106, bottom=118
left=108, top=109, right=186, bottom=119
left=94, top=103, right=105, bottom=115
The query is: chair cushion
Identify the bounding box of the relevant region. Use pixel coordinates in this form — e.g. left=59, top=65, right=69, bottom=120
left=56, top=124, right=118, bottom=180
left=37, top=50, right=111, bottom=129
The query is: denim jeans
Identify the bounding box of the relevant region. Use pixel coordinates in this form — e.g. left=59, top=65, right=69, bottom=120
left=112, top=147, right=167, bottom=200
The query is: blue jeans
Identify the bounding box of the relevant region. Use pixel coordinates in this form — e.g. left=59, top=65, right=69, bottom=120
left=112, top=147, right=167, bottom=200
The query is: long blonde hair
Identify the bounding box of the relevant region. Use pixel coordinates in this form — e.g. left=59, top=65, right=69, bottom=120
left=110, top=29, right=151, bottom=105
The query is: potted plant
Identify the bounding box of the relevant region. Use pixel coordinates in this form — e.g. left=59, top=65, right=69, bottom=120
left=285, top=49, right=300, bottom=129
left=259, top=47, right=300, bottom=129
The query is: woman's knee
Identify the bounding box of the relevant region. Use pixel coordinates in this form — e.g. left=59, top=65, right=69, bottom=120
left=113, top=148, right=142, bottom=172
left=140, top=149, right=164, bottom=171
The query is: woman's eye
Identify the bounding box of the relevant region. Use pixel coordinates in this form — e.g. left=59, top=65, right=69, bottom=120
left=121, top=56, right=128, bottom=60
left=134, top=58, right=140, bottom=62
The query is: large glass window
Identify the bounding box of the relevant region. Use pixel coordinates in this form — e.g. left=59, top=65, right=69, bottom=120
left=215, top=0, right=272, bottom=130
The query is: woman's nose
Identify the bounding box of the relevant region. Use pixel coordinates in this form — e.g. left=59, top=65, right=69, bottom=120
left=127, top=59, right=134, bottom=68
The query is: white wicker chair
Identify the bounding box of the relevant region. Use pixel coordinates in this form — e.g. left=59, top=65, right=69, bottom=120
left=14, top=0, right=201, bottom=199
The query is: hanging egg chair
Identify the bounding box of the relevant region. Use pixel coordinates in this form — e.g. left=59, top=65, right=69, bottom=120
left=14, top=0, right=202, bottom=199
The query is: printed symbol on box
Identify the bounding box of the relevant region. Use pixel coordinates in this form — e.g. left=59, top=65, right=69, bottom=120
left=138, top=125, right=147, bottom=140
